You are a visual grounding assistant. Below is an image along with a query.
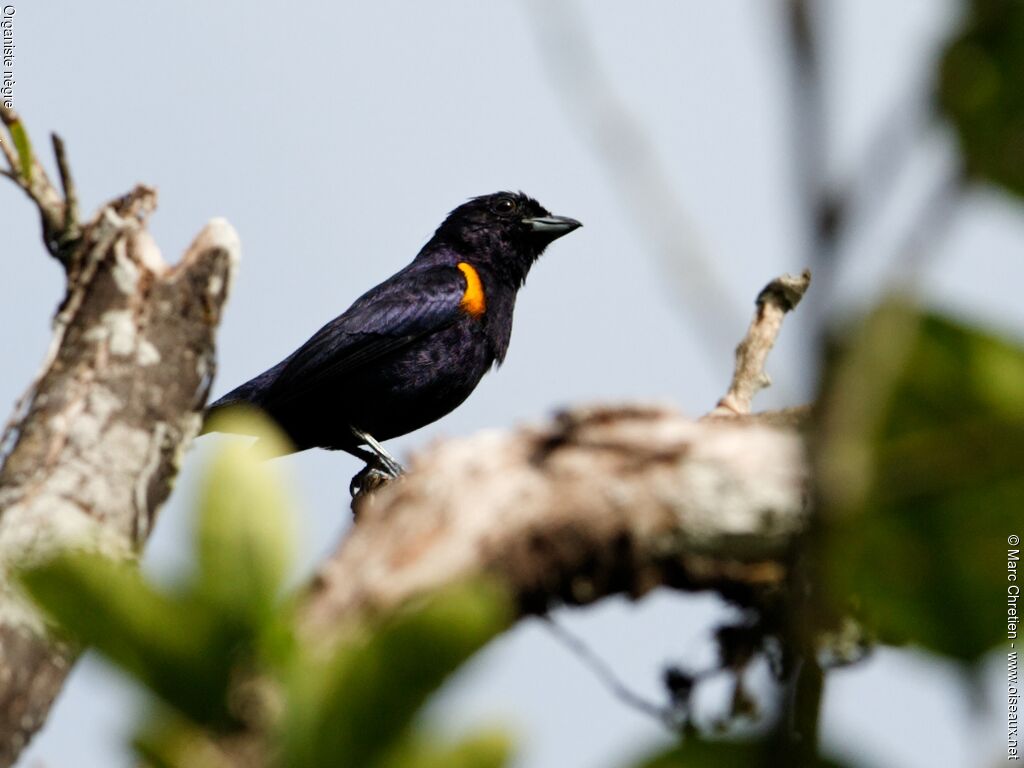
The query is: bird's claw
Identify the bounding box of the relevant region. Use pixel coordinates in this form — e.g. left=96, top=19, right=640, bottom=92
left=349, top=464, right=394, bottom=498
left=372, top=451, right=405, bottom=478
left=347, top=428, right=404, bottom=509
left=350, top=426, right=405, bottom=477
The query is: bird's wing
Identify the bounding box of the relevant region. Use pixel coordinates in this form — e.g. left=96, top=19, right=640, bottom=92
left=261, top=264, right=470, bottom=406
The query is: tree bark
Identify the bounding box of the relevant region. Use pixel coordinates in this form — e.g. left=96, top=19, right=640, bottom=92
left=0, top=108, right=239, bottom=766
left=306, top=404, right=810, bottom=640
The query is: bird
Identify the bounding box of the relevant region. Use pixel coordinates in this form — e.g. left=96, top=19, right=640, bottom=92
left=203, top=191, right=581, bottom=481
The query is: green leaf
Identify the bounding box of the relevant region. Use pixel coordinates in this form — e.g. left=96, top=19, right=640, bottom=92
left=19, top=551, right=243, bottom=727
left=818, top=300, right=1024, bottom=661
left=938, top=0, right=1024, bottom=196
left=630, top=739, right=850, bottom=768
left=278, top=580, right=512, bottom=768
left=8, top=119, right=32, bottom=184
left=377, top=730, right=512, bottom=768
left=134, top=714, right=234, bottom=768
left=195, top=409, right=295, bottom=627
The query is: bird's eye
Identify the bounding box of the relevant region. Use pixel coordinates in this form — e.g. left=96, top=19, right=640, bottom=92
left=493, top=197, right=516, bottom=215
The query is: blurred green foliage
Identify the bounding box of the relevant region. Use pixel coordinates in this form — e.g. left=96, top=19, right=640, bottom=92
left=278, top=580, right=511, bottom=768
left=21, top=550, right=250, bottom=729
left=939, top=0, right=1024, bottom=196
left=195, top=420, right=296, bottom=632
left=633, top=739, right=850, bottom=768
left=818, top=301, right=1024, bottom=661
left=19, top=411, right=515, bottom=768
left=376, top=732, right=512, bottom=768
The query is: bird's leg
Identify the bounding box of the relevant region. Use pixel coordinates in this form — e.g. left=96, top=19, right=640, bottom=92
left=347, top=429, right=404, bottom=502
left=350, top=426, right=405, bottom=477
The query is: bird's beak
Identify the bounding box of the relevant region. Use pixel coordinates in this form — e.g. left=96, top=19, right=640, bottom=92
left=523, top=215, right=583, bottom=240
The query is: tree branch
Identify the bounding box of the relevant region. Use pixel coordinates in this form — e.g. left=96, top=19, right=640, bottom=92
left=707, top=270, right=811, bottom=417
left=0, top=117, right=240, bottom=766
left=308, top=404, right=807, bottom=638
left=302, top=271, right=813, bottom=650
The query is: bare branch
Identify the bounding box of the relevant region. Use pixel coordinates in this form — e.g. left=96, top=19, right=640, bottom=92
left=303, top=404, right=809, bottom=642
left=0, top=170, right=239, bottom=763
left=707, top=270, right=811, bottom=418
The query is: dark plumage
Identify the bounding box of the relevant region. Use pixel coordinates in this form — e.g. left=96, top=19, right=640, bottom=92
left=204, top=191, right=581, bottom=465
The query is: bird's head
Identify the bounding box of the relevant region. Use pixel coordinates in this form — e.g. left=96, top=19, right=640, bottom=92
left=428, top=191, right=582, bottom=285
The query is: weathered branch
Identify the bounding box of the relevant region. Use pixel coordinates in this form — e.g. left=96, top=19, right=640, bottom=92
left=707, top=270, right=811, bottom=418
left=305, top=403, right=808, bottom=639
left=302, top=271, right=813, bottom=646
left=0, top=117, right=239, bottom=766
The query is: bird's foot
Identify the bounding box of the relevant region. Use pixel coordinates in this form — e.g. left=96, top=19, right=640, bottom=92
left=350, top=427, right=405, bottom=477
left=349, top=463, right=394, bottom=499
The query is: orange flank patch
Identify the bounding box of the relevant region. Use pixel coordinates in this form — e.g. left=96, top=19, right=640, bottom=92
left=457, top=262, right=486, bottom=318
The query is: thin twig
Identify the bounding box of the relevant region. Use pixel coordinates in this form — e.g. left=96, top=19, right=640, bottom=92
left=706, top=270, right=811, bottom=417
left=51, top=133, right=80, bottom=241
left=523, top=0, right=744, bottom=361
left=0, top=104, right=74, bottom=264
left=785, top=0, right=832, bottom=262
left=831, top=83, right=935, bottom=260
left=770, top=541, right=828, bottom=762
left=541, top=615, right=683, bottom=730
left=789, top=655, right=824, bottom=753
left=891, top=151, right=965, bottom=279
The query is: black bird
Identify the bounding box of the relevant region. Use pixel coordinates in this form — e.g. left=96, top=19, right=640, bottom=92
left=204, top=191, right=581, bottom=476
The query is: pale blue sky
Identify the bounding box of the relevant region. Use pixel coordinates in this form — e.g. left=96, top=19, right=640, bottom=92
left=1, top=2, right=1019, bottom=767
